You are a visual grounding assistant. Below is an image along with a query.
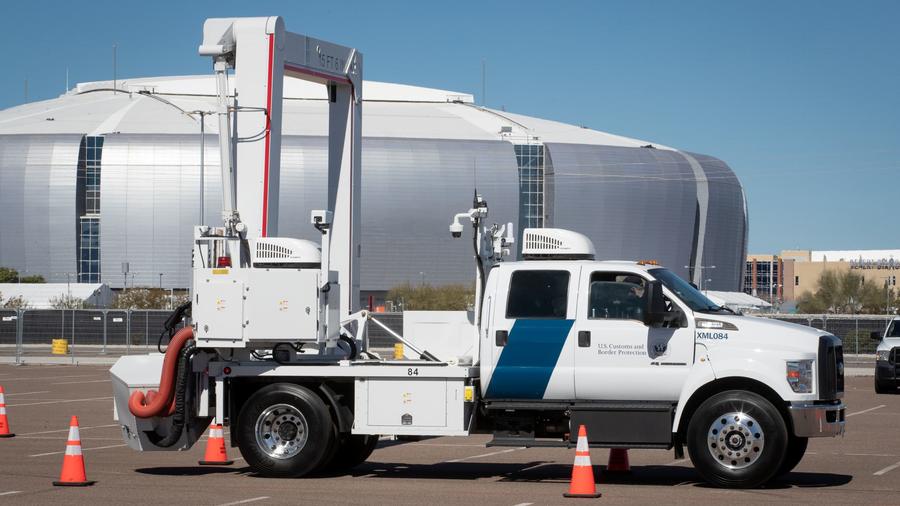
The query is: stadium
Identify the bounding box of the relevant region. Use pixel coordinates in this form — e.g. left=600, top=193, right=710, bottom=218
left=0, top=76, right=747, bottom=299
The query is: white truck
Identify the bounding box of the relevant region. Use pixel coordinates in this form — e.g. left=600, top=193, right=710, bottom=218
left=873, top=317, right=900, bottom=393
left=110, top=16, right=845, bottom=489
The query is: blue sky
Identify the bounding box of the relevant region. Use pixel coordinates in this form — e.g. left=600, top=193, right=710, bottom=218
left=2, top=0, right=897, bottom=253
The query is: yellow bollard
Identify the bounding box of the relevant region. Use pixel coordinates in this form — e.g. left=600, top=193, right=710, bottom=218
left=51, top=338, right=69, bottom=355
left=393, top=343, right=404, bottom=360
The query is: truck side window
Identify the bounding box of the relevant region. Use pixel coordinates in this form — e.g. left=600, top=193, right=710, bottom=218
left=588, top=272, right=646, bottom=321
left=506, top=270, right=570, bottom=319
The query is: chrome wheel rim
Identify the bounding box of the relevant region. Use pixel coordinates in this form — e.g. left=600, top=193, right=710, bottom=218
left=707, top=411, right=764, bottom=470
left=255, top=403, right=308, bottom=459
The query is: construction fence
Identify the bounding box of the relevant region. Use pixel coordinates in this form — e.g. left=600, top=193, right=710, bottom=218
left=0, top=310, right=890, bottom=363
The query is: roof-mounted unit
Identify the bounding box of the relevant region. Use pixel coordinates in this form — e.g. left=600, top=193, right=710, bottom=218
left=521, top=228, right=596, bottom=260
left=250, top=238, right=321, bottom=268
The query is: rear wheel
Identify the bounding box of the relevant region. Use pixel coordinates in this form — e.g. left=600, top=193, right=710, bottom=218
left=236, top=383, right=335, bottom=477
left=776, top=436, right=808, bottom=476
left=322, top=434, right=380, bottom=473
left=687, top=390, right=788, bottom=488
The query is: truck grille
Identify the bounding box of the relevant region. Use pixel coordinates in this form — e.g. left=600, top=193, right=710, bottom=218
left=818, top=336, right=844, bottom=399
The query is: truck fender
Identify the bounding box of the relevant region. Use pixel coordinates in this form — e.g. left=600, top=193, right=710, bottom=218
left=318, top=383, right=353, bottom=433
left=672, top=344, right=715, bottom=433
left=672, top=345, right=796, bottom=434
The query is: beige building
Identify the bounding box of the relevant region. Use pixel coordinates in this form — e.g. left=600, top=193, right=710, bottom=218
left=745, top=249, right=900, bottom=304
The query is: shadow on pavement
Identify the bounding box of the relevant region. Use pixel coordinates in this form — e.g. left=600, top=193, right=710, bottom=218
left=135, top=466, right=250, bottom=476
left=132, top=461, right=852, bottom=489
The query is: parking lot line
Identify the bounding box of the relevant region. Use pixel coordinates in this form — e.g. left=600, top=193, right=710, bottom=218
left=215, top=497, right=270, bottom=506
left=847, top=405, right=886, bottom=417
left=2, top=374, right=106, bottom=381
left=50, top=379, right=110, bottom=385
left=29, top=443, right=126, bottom=458
left=0, top=491, right=22, bottom=497
left=874, top=460, right=900, bottom=476
left=8, top=396, right=111, bottom=407
left=3, top=390, right=50, bottom=396
left=17, top=423, right=118, bottom=436
left=445, top=448, right=522, bottom=463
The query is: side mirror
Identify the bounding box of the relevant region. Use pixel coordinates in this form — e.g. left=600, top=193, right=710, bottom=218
left=644, top=280, right=668, bottom=328
left=871, top=331, right=883, bottom=341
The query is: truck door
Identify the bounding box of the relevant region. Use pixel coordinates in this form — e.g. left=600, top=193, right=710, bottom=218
left=482, top=265, right=579, bottom=400
left=574, top=269, right=693, bottom=401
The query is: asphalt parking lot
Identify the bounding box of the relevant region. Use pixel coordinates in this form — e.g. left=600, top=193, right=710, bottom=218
left=0, top=363, right=897, bottom=505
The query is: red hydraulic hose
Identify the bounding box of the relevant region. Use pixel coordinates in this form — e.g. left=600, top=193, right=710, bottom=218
left=128, top=327, right=193, bottom=418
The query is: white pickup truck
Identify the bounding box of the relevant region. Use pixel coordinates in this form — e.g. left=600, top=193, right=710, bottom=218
left=873, top=317, right=900, bottom=393
left=111, top=225, right=845, bottom=489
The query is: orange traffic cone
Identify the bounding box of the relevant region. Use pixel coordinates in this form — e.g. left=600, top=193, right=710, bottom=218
left=607, top=448, right=631, bottom=473
left=0, top=386, right=13, bottom=438
left=53, top=416, right=95, bottom=486
left=198, top=423, right=233, bottom=465
left=564, top=425, right=602, bottom=498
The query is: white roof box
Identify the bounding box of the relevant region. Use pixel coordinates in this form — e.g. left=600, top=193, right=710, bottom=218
left=522, top=228, right=596, bottom=260
left=250, top=238, right=321, bottom=267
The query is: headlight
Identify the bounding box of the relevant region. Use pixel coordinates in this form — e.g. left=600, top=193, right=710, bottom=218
left=786, top=359, right=814, bottom=393
left=877, top=350, right=891, bottom=362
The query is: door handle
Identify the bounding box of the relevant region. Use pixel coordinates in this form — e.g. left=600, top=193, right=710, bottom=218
left=578, top=330, right=591, bottom=348
left=495, top=330, right=508, bottom=347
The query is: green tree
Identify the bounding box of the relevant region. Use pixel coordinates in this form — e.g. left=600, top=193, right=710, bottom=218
left=112, top=288, right=172, bottom=309
left=0, top=291, right=30, bottom=309
left=387, top=282, right=474, bottom=311
left=0, top=268, right=18, bottom=283
left=49, top=293, right=87, bottom=309
left=797, top=270, right=889, bottom=314
left=0, top=267, right=44, bottom=283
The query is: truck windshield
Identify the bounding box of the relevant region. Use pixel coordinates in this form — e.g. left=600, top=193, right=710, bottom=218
left=648, top=268, right=728, bottom=313
left=889, top=320, right=900, bottom=337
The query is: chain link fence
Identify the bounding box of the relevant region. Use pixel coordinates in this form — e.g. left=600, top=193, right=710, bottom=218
left=0, top=310, right=890, bottom=363
left=760, top=314, right=893, bottom=355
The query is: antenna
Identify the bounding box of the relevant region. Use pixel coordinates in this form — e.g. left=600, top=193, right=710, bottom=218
left=472, top=158, right=478, bottom=205
left=24, top=78, right=28, bottom=102
left=66, top=67, right=69, bottom=93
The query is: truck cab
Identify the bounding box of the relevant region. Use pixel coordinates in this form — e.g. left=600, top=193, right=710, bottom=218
left=873, top=317, right=900, bottom=393
left=477, top=228, right=845, bottom=487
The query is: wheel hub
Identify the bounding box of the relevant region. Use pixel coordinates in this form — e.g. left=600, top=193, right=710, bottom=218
left=707, top=411, right=764, bottom=470
left=255, top=404, right=308, bottom=460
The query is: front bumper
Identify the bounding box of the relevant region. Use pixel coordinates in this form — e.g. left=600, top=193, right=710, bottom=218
left=875, top=361, right=896, bottom=382
left=788, top=401, right=845, bottom=437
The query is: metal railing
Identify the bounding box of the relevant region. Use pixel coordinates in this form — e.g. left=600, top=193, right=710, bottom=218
left=0, top=309, right=889, bottom=363
left=0, top=309, right=188, bottom=363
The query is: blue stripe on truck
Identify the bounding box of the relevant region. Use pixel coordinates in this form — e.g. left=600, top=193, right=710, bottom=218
left=484, top=319, right=574, bottom=399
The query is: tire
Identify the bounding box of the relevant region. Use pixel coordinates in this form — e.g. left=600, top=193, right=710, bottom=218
left=321, top=434, right=380, bottom=473
left=776, top=436, right=808, bottom=476
left=686, top=390, right=788, bottom=488
left=236, top=383, right=335, bottom=477
left=875, top=378, right=895, bottom=394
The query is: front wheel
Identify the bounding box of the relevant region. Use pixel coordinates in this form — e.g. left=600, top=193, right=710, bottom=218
left=875, top=377, right=895, bottom=394
left=236, top=383, right=335, bottom=477
left=776, top=436, right=808, bottom=476
left=686, top=390, right=788, bottom=488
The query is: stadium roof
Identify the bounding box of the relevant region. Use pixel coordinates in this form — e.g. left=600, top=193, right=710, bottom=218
left=0, top=75, right=671, bottom=149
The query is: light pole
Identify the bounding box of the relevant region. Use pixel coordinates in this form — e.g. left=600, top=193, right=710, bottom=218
left=685, top=264, right=716, bottom=291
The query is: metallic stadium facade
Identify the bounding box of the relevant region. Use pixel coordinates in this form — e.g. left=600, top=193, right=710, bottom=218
left=0, top=76, right=747, bottom=296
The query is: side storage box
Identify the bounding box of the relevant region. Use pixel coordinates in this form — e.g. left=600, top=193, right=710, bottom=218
left=353, top=377, right=469, bottom=436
